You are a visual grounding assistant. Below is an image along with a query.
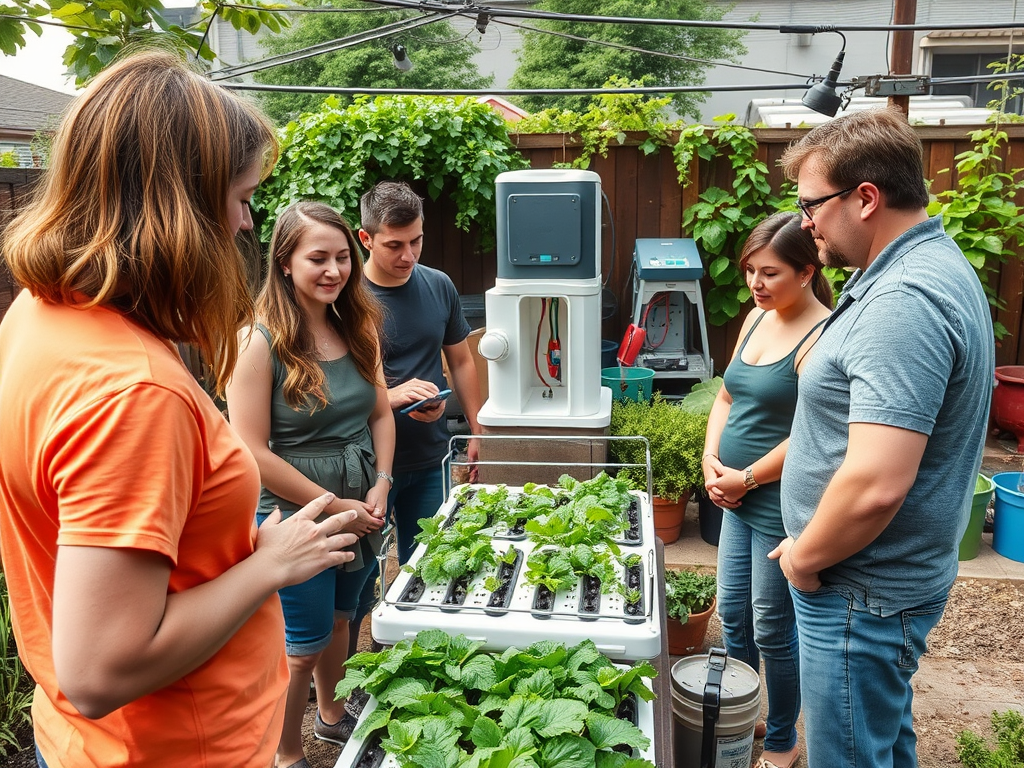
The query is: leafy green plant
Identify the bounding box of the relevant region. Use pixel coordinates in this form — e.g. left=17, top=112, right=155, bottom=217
left=0, top=573, right=32, bottom=757
left=675, top=115, right=784, bottom=325
left=253, top=94, right=529, bottom=242
left=956, top=709, right=1024, bottom=767
left=663, top=568, right=717, bottom=624
left=927, top=124, right=1024, bottom=340
left=409, top=506, right=498, bottom=586
left=512, top=77, right=679, bottom=169
left=0, top=151, right=17, bottom=168
left=610, top=394, right=708, bottom=502
left=337, top=629, right=657, bottom=768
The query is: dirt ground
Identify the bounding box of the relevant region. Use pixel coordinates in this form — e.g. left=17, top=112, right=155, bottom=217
left=4, top=576, right=1023, bottom=768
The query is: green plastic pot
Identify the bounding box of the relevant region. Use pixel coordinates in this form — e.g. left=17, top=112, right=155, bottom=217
left=959, top=473, right=995, bottom=561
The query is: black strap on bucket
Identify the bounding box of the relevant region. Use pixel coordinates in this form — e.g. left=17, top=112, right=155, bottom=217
left=700, top=647, right=728, bottom=768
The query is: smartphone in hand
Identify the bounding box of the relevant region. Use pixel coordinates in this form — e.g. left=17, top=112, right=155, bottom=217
left=399, top=389, right=452, bottom=415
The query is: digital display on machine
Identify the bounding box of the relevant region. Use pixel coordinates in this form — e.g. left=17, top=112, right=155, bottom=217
left=633, top=238, right=704, bottom=280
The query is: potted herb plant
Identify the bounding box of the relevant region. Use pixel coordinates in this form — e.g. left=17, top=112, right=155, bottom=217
left=664, top=567, right=717, bottom=656
left=610, top=393, right=709, bottom=543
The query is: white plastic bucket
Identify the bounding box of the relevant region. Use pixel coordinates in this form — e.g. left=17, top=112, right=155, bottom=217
left=671, top=649, right=761, bottom=768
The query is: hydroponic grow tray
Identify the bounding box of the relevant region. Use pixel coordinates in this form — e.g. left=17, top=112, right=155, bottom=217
left=333, top=667, right=656, bottom=768
left=371, top=483, right=662, bottom=661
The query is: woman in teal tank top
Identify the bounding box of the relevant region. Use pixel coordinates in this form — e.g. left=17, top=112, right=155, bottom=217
left=227, top=202, right=395, bottom=768
left=702, top=213, right=832, bottom=768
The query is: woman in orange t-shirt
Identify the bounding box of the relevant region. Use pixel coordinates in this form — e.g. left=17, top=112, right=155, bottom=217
left=0, top=51, right=359, bottom=768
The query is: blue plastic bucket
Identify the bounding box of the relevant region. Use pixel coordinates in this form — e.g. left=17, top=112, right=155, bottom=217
left=990, top=472, right=1024, bottom=563
left=959, top=474, right=995, bottom=561
left=601, top=366, right=655, bottom=402
left=601, top=339, right=619, bottom=370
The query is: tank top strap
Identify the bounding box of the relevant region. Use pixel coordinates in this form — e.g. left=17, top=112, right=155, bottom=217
left=737, top=311, right=768, bottom=354
left=793, top=317, right=829, bottom=370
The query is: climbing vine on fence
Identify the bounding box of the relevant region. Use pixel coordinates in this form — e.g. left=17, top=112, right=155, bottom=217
left=673, top=116, right=785, bottom=325
left=252, top=95, right=529, bottom=242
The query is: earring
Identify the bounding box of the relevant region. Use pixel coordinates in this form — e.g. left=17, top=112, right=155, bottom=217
left=283, top=270, right=291, bottom=277
left=801, top=281, right=807, bottom=288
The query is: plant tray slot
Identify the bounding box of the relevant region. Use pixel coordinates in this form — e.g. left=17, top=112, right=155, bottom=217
left=578, top=575, right=602, bottom=620
left=441, top=574, right=474, bottom=610
left=613, top=498, right=642, bottom=545
left=531, top=584, right=556, bottom=618
left=622, top=563, right=646, bottom=625
left=396, top=576, right=426, bottom=609
left=333, top=666, right=656, bottom=768
left=485, top=548, right=524, bottom=616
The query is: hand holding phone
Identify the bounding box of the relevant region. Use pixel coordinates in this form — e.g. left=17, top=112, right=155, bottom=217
left=399, top=388, right=452, bottom=415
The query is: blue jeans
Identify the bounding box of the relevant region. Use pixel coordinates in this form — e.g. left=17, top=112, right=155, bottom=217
left=790, top=584, right=947, bottom=768
left=35, top=743, right=48, bottom=768
left=256, top=512, right=376, bottom=656
left=354, top=466, right=445, bottom=619
left=716, top=510, right=800, bottom=753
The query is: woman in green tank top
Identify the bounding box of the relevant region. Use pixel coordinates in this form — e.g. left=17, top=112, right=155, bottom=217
left=702, top=213, right=832, bottom=768
left=227, top=202, right=395, bottom=768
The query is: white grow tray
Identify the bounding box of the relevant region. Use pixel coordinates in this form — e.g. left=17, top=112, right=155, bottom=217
left=371, top=484, right=662, bottom=661
left=333, top=666, right=656, bottom=768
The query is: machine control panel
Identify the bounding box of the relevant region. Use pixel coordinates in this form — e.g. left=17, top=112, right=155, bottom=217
left=634, top=238, right=703, bottom=281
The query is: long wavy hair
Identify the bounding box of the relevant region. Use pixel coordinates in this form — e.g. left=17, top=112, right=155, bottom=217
left=739, top=212, right=834, bottom=309
left=1, top=49, right=277, bottom=394
left=259, top=201, right=384, bottom=410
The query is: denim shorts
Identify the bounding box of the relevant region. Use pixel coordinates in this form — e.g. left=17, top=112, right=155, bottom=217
left=257, top=512, right=377, bottom=656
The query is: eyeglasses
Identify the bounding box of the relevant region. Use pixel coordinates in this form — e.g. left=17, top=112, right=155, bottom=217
left=796, top=185, right=858, bottom=221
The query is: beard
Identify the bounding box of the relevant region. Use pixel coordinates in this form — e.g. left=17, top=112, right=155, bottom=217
left=816, top=238, right=852, bottom=269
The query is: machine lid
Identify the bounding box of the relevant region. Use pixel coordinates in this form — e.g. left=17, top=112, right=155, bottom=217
left=670, top=653, right=760, bottom=706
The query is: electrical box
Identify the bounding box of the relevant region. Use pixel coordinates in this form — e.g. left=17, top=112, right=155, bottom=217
left=495, top=170, right=600, bottom=281
left=634, top=238, right=703, bottom=281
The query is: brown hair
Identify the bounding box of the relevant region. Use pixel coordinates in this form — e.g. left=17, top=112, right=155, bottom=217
left=780, top=107, right=928, bottom=210
left=260, top=201, right=384, bottom=409
left=359, top=180, right=424, bottom=235
left=740, top=212, right=833, bottom=308
left=1, top=49, right=277, bottom=394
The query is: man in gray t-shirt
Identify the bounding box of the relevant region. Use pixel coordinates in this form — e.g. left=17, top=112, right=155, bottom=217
left=771, top=108, right=993, bottom=768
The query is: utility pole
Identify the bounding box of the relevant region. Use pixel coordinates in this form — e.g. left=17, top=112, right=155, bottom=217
left=890, top=0, right=918, bottom=116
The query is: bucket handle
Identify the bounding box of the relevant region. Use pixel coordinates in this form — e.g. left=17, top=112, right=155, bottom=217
left=701, top=647, right=728, bottom=768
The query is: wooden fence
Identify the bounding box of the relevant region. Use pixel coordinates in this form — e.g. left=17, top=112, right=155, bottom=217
left=4, top=123, right=1024, bottom=369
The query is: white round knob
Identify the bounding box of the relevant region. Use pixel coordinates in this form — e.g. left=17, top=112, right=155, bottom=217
left=478, top=331, right=510, bottom=362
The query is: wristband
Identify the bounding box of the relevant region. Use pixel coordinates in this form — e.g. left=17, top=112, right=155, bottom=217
left=743, top=465, right=759, bottom=490
left=376, top=471, right=394, bottom=486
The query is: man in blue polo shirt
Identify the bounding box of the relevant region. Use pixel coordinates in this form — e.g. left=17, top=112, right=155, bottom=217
left=771, top=108, right=994, bottom=767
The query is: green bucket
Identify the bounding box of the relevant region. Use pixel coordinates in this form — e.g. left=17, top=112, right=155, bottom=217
left=959, top=473, right=995, bottom=561
left=601, top=366, right=655, bottom=403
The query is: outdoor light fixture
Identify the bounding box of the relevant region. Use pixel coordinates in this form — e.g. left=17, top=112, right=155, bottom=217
left=391, top=43, right=413, bottom=71
left=802, top=48, right=846, bottom=116
left=475, top=13, right=490, bottom=35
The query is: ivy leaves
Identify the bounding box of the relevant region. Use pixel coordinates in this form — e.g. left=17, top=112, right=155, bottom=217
left=253, top=94, right=529, bottom=242
left=675, top=116, right=780, bottom=325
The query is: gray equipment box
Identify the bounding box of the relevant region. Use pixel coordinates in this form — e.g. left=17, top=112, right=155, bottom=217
left=496, top=172, right=599, bottom=281
left=634, top=238, right=704, bottom=281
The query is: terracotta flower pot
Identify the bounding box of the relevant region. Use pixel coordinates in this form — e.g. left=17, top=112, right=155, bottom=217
left=653, top=490, right=691, bottom=544
left=992, top=366, right=1024, bottom=452
left=666, top=597, right=716, bottom=656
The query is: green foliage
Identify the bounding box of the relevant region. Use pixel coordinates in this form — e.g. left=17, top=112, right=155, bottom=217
left=337, top=630, right=657, bottom=768
left=956, top=709, right=1024, bottom=768
left=663, top=568, right=716, bottom=623
left=254, top=0, right=491, bottom=125
left=609, top=394, right=708, bottom=502
left=0, top=150, right=17, bottom=168
left=0, top=0, right=288, bottom=85
left=410, top=506, right=498, bottom=586
left=676, top=375, right=722, bottom=416
left=507, top=0, right=745, bottom=118
left=0, top=573, right=32, bottom=757
left=927, top=125, right=1024, bottom=340
left=675, top=115, right=784, bottom=325
left=513, top=77, right=679, bottom=169
left=252, top=94, right=528, bottom=241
